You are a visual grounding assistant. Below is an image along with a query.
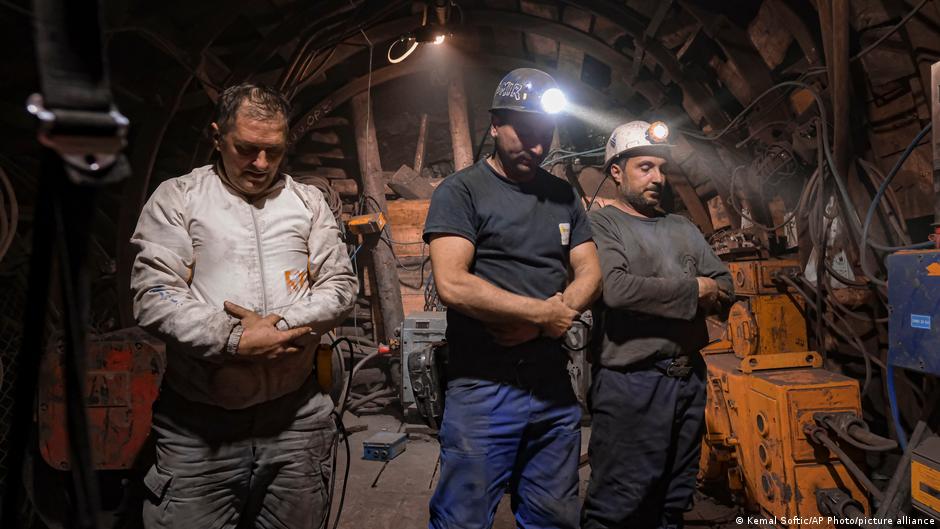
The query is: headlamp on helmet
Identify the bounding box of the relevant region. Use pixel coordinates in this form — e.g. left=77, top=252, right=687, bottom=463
left=646, top=121, right=669, bottom=144
left=540, top=88, right=567, bottom=114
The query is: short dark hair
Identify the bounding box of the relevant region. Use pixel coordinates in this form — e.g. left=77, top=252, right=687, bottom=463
left=214, top=83, right=290, bottom=135
left=607, top=155, right=627, bottom=176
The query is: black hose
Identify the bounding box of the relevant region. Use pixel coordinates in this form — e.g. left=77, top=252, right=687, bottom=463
left=859, top=123, right=933, bottom=286
left=808, top=428, right=884, bottom=501
left=845, top=425, right=898, bottom=452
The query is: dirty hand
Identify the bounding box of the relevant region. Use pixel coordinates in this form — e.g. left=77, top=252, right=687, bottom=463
left=539, top=292, right=579, bottom=339
left=696, top=277, right=723, bottom=310
left=485, top=322, right=541, bottom=347
left=224, top=301, right=312, bottom=360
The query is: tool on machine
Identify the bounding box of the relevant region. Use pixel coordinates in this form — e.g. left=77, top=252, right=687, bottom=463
left=400, top=312, right=448, bottom=427
left=407, top=340, right=447, bottom=430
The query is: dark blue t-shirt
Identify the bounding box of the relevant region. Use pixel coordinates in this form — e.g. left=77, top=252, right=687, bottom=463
left=422, top=159, right=593, bottom=357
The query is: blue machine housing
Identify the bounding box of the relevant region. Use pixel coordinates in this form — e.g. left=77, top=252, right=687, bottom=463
left=888, top=250, right=940, bottom=376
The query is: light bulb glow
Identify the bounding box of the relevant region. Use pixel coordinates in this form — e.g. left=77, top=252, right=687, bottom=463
left=540, top=88, right=567, bottom=114
left=648, top=121, right=669, bottom=143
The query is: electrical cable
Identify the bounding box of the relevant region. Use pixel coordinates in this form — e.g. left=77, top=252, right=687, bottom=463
left=734, top=120, right=791, bottom=148
left=827, top=419, right=898, bottom=452
left=540, top=147, right=605, bottom=168
left=586, top=173, right=610, bottom=212
left=860, top=122, right=933, bottom=286
left=851, top=0, right=931, bottom=63
left=294, top=174, right=343, bottom=219
left=361, top=28, right=374, bottom=149
left=0, top=165, right=16, bottom=263
left=857, top=159, right=911, bottom=245
left=387, top=1, right=426, bottom=65
left=387, top=38, right=419, bottom=63
left=686, top=80, right=925, bottom=261
left=678, top=81, right=818, bottom=142
left=727, top=164, right=817, bottom=232
left=330, top=415, right=352, bottom=529
left=780, top=274, right=874, bottom=395
left=295, top=46, right=338, bottom=88
left=887, top=363, right=908, bottom=450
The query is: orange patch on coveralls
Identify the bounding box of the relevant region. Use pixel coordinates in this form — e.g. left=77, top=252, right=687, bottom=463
left=284, top=269, right=308, bottom=293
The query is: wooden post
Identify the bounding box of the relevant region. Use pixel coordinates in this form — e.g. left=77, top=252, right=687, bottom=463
left=414, top=113, right=429, bottom=176
left=831, top=0, right=851, bottom=182
left=448, top=70, right=474, bottom=171
left=350, top=91, right=405, bottom=342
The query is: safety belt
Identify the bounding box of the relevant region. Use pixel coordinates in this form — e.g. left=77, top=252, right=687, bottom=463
left=1, top=0, right=130, bottom=527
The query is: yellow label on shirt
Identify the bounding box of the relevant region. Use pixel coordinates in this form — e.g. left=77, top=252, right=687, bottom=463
left=559, top=223, right=571, bottom=246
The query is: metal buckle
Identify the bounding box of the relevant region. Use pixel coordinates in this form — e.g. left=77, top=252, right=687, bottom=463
left=664, top=358, right=693, bottom=378
left=26, top=93, right=129, bottom=182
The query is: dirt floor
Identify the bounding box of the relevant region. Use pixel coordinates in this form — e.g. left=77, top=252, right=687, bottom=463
left=330, top=411, right=745, bottom=529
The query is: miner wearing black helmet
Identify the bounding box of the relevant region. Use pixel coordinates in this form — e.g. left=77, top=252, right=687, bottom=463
left=422, top=68, right=601, bottom=529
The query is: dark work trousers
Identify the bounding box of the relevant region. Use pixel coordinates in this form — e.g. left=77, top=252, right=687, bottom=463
left=429, top=372, right=582, bottom=529
left=141, top=379, right=336, bottom=529
left=581, top=358, right=706, bottom=529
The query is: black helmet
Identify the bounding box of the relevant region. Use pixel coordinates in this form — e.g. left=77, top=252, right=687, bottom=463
left=489, top=68, right=567, bottom=115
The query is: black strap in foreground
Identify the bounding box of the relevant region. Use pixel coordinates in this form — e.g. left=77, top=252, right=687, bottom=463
left=1, top=0, right=130, bottom=527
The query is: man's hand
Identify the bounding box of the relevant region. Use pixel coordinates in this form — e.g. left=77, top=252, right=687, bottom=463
left=485, top=322, right=541, bottom=347
left=539, top=293, right=579, bottom=339
left=224, top=301, right=312, bottom=360
left=696, top=277, right=730, bottom=312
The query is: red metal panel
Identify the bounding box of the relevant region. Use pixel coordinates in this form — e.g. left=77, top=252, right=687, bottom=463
left=38, top=328, right=165, bottom=470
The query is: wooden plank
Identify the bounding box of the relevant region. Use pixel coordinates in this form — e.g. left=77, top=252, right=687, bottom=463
left=388, top=165, right=435, bottom=199
left=387, top=199, right=431, bottom=316
left=387, top=199, right=430, bottom=259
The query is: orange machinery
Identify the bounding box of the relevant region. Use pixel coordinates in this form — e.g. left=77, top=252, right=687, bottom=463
left=700, top=259, right=873, bottom=525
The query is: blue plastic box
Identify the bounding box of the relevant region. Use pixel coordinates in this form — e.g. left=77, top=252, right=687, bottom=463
left=888, top=250, right=940, bottom=376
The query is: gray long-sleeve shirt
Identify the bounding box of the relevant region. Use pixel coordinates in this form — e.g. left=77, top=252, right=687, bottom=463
left=589, top=206, right=733, bottom=368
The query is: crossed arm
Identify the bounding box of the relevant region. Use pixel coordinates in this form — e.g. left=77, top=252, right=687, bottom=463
left=428, top=234, right=601, bottom=345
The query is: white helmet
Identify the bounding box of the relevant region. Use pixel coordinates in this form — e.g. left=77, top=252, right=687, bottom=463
left=603, top=120, right=673, bottom=173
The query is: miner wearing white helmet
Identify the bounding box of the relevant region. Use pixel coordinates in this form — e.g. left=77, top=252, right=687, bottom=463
left=581, top=121, right=733, bottom=529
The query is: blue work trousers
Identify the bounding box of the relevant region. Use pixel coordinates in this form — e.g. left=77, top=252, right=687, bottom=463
left=429, top=377, right=582, bottom=529
left=581, top=360, right=707, bottom=529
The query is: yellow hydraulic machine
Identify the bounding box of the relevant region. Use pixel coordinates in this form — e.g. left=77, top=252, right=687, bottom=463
left=700, top=259, right=874, bottom=526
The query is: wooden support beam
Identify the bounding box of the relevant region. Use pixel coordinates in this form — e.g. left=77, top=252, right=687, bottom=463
left=350, top=91, right=405, bottom=342
left=629, top=0, right=672, bottom=83
left=668, top=171, right=714, bottom=236
left=447, top=70, right=474, bottom=171
left=414, top=113, right=429, bottom=176
left=831, top=0, right=852, bottom=181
